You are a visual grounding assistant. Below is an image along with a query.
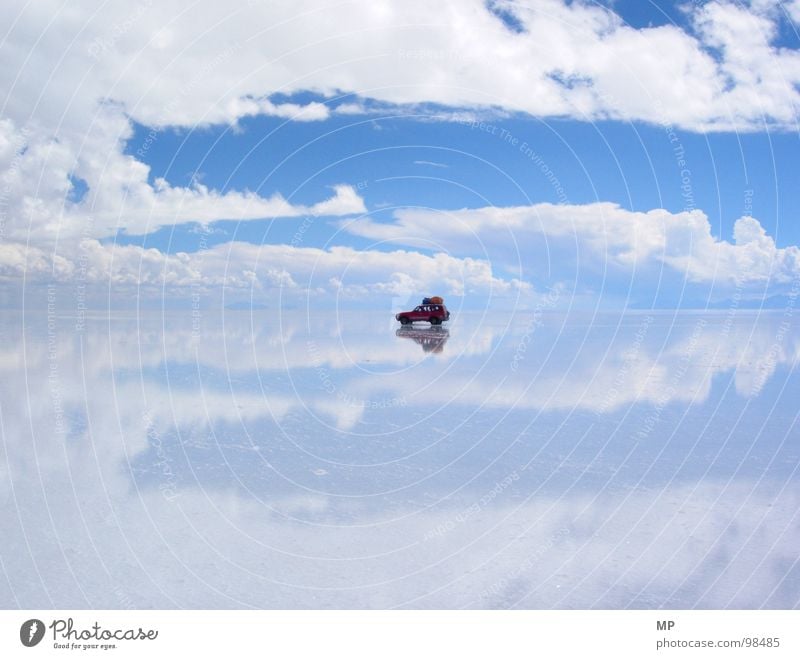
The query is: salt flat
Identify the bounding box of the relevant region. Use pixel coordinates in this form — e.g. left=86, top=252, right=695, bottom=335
left=1, top=309, right=798, bottom=608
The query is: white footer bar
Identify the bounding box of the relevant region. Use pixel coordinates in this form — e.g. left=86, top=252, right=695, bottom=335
left=1, top=610, right=796, bottom=658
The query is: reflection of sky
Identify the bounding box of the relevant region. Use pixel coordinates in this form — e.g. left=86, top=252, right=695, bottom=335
left=1, top=310, right=799, bottom=608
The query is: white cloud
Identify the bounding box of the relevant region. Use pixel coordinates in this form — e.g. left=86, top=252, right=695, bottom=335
left=2, top=0, right=800, bottom=298
left=225, top=97, right=331, bottom=123
left=788, top=0, right=800, bottom=24
left=6, top=194, right=798, bottom=301
left=0, top=113, right=366, bottom=245
left=342, top=202, right=800, bottom=292
left=0, top=238, right=528, bottom=301
left=2, top=1, right=800, bottom=136
left=112, top=180, right=367, bottom=236
left=333, top=102, right=370, bottom=115
left=413, top=160, right=449, bottom=168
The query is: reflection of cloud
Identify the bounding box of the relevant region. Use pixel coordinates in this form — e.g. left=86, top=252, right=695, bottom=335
left=3, top=312, right=798, bottom=443
left=0, top=311, right=492, bottom=453
left=140, top=386, right=294, bottom=432
left=343, top=314, right=800, bottom=415
left=311, top=399, right=369, bottom=432
left=2, top=441, right=797, bottom=608
left=1, top=311, right=799, bottom=607
left=461, top=482, right=800, bottom=609
left=0, top=312, right=496, bottom=376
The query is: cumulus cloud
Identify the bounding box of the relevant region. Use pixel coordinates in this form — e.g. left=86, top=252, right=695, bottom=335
left=0, top=238, right=528, bottom=303
left=788, top=0, right=800, bottom=24
left=6, top=194, right=798, bottom=301
left=342, top=202, right=800, bottom=293
left=3, top=0, right=797, bottom=133
left=0, top=113, right=366, bottom=245
left=2, top=0, right=800, bottom=300
left=111, top=180, right=367, bottom=236
left=224, top=96, right=332, bottom=123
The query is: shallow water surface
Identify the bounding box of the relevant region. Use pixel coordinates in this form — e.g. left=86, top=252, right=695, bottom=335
left=1, top=309, right=798, bottom=608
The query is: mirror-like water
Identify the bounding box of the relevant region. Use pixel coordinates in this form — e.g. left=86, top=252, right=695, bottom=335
left=1, top=310, right=798, bottom=608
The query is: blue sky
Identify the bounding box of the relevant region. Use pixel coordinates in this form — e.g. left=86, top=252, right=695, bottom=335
left=2, top=0, right=800, bottom=308
left=121, top=109, right=800, bottom=253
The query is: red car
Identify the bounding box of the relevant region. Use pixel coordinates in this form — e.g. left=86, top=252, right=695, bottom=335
left=396, top=303, right=451, bottom=325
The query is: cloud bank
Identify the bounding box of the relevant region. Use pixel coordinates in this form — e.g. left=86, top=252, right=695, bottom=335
left=4, top=0, right=799, bottom=132
left=1, top=238, right=527, bottom=303
left=343, top=202, right=800, bottom=296
left=2, top=0, right=800, bottom=304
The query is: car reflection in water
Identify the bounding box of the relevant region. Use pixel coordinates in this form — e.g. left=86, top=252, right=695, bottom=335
left=395, top=326, right=450, bottom=354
